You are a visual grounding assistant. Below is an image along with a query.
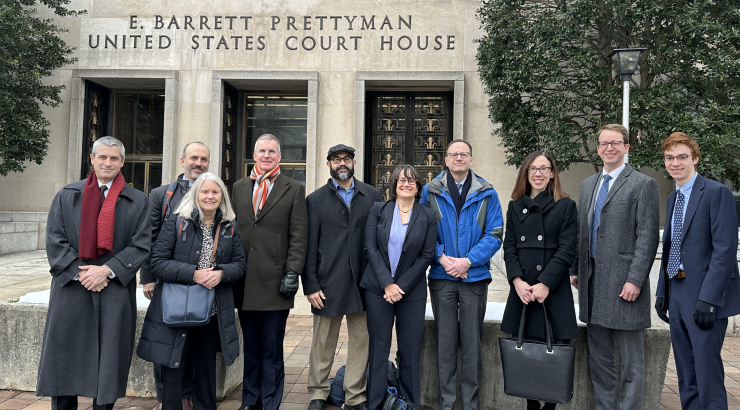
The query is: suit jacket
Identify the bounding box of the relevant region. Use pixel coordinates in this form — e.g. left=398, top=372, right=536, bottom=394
left=37, top=179, right=151, bottom=404
left=572, top=164, right=660, bottom=330
left=361, top=201, right=438, bottom=302
left=657, top=174, right=740, bottom=318
left=302, top=178, right=382, bottom=317
left=232, top=173, right=308, bottom=311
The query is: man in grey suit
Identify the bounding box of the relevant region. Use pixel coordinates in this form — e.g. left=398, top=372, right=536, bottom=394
left=570, top=124, right=660, bottom=410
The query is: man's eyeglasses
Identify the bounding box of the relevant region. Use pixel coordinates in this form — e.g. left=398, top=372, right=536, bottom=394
left=597, top=141, right=625, bottom=149
left=446, top=152, right=471, bottom=159
left=664, top=154, right=691, bottom=163
left=256, top=149, right=279, bottom=157
left=397, top=178, right=417, bottom=186
left=331, top=156, right=353, bottom=164
left=528, top=166, right=552, bottom=174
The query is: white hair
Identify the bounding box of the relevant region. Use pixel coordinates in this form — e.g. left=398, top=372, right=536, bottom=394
left=253, top=134, right=281, bottom=153
left=174, top=172, right=236, bottom=222
left=92, top=136, right=126, bottom=158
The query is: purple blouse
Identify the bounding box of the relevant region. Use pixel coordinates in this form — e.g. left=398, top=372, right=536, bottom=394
left=388, top=202, right=411, bottom=277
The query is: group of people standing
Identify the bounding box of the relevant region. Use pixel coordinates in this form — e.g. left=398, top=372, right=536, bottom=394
left=36, top=122, right=738, bottom=410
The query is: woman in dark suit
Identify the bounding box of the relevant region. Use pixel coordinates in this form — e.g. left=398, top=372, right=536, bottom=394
left=361, top=165, right=438, bottom=410
left=500, top=152, right=579, bottom=410
left=137, top=172, right=246, bottom=410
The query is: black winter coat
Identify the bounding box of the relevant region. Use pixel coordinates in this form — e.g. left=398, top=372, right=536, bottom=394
left=302, top=178, right=382, bottom=317
left=137, top=210, right=246, bottom=368
left=500, top=190, right=579, bottom=340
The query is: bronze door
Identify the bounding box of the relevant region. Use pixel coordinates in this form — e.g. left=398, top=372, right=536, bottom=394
left=366, top=92, right=452, bottom=200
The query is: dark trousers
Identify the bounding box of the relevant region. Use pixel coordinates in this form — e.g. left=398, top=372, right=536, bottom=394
left=669, top=278, right=729, bottom=410
left=366, top=292, right=426, bottom=410
left=429, top=279, right=488, bottom=410
left=51, top=396, right=113, bottom=410
left=154, top=362, right=194, bottom=401
left=239, top=309, right=290, bottom=410
left=162, top=317, right=220, bottom=410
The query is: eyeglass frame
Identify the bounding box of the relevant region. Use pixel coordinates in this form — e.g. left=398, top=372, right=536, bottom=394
left=331, top=156, right=354, bottom=164
left=397, top=177, right=418, bottom=186
left=255, top=149, right=280, bottom=157
left=446, top=152, right=472, bottom=159
left=527, top=166, right=552, bottom=174
left=597, top=141, right=626, bottom=149
left=663, top=154, right=692, bottom=163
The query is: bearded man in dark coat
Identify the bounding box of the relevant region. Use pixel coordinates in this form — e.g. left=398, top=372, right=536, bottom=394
left=302, top=144, right=381, bottom=410
left=36, top=136, right=151, bottom=410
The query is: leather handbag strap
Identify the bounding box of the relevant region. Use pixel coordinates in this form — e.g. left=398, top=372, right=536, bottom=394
left=516, top=304, right=555, bottom=352
left=211, top=224, right=221, bottom=266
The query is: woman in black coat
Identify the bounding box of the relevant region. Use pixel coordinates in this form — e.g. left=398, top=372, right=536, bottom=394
left=360, top=165, right=437, bottom=410
left=500, top=152, right=578, bottom=410
left=137, top=172, right=246, bottom=410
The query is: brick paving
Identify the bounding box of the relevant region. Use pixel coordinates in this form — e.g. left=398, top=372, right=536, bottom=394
left=3, top=316, right=740, bottom=409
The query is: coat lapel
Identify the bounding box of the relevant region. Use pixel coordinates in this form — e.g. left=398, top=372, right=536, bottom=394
left=664, top=190, right=676, bottom=244
left=239, top=178, right=256, bottom=222
left=680, top=174, right=704, bottom=242
left=382, top=201, right=394, bottom=248
left=602, top=164, right=632, bottom=207
left=256, top=174, right=289, bottom=221
left=581, top=173, right=599, bottom=215
left=404, top=202, right=422, bottom=240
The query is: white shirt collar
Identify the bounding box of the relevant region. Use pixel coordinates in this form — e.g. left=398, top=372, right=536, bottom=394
left=602, top=163, right=626, bottom=181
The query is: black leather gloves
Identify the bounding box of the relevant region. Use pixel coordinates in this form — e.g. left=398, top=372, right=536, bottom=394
left=654, top=297, right=669, bottom=324
left=693, top=300, right=716, bottom=330
left=279, top=269, right=300, bottom=299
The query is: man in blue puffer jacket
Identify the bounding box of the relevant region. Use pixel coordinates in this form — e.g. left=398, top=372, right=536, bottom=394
left=420, top=140, right=503, bottom=410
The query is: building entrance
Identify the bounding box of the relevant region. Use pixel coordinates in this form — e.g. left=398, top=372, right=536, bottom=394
left=365, top=92, right=452, bottom=200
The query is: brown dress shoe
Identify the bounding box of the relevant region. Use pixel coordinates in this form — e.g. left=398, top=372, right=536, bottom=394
left=182, top=399, right=193, bottom=410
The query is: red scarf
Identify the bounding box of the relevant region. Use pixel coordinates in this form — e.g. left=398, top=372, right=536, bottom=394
left=250, top=165, right=280, bottom=217
left=78, top=171, right=125, bottom=260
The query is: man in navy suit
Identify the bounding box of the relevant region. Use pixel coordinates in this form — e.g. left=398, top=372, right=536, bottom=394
left=655, top=132, right=740, bottom=410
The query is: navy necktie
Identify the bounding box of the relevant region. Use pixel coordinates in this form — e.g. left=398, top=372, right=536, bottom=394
left=590, top=174, right=612, bottom=257
left=667, top=191, right=686, bottom=278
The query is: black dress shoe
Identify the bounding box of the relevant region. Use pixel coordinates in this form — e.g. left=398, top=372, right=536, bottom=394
left=238, top=406, right=262, bottom=410
left=307, top=399, right=326, bottom=410
left=344, top=401, right=368, bottom=410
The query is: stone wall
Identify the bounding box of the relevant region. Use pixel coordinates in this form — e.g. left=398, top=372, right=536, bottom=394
left=0, top=212, right=47, bottom=256
left=0, top=302, right=242, bottom=400
left=419, top=320, right=671, bottom=410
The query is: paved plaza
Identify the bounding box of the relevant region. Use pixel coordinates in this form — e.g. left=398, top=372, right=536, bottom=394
left=2, top=250, right=740, bottom=409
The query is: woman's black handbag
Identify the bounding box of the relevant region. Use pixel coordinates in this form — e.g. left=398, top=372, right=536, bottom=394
left=161, top=223, right=219, bottom=327
left=498, top=304, right=575, bottom=404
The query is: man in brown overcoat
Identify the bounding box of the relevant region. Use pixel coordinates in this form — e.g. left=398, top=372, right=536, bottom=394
left=233, top=134, right=309, bottom=410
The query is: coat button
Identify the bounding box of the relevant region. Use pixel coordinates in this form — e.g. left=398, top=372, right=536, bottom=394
left=522, top=209, right=528, bottom=214
left=521, top=236, right=525, bottom=241
left=254, top=223, right=257, bottom=227
left=250, top=248, right=255, bottom=252
left=196, top=251, right=200, bottom=255
left=174, top=362, right=179, bottom=367
left=182, top=333, right=186, bottom=337
left=536, top=265, right=542, bottom=271
left=342, top=211, right=346, bottom=215
left=403, top=249, right=407, bottom=253
left=537, top=235, right=543, bottom=241
left=127, top=263, right=132, bottom=267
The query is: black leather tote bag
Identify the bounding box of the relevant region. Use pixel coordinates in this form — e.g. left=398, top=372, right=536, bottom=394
left=498, top=304, right=575, bottom=404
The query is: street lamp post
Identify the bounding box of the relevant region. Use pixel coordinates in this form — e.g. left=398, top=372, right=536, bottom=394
left=607, top=47, right=647, bottom=163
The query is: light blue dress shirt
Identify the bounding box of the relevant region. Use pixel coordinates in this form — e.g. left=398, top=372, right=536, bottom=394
left=388, top=202, right=411, bottom=277
left=672, top=172, right=698, bottom=270
left=333, top=178, right=355, bottom=210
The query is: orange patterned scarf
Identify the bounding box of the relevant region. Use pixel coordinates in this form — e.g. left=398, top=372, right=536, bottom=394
left=250, top=165, right=280, bottom=217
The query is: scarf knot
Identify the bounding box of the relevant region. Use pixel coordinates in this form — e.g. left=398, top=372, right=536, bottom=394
left=250, top=165, right=280, bottom=217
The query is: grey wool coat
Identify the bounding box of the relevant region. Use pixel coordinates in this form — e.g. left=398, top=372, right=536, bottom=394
left=137, top=211, right=246, bottom=368
left=571, top=164, right=660, bottom=330
left=302, top=178, right=382, bottom=317
left=232, top=173, right=309, bottom=311
left=36, top=180, right=151, bottom=404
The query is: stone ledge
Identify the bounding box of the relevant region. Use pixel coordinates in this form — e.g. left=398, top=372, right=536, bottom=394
left=419, top=319, right=671, bottom=410
left=0, top=212, right=48, bottom=222
left=0, top=302, right=242, bottom=400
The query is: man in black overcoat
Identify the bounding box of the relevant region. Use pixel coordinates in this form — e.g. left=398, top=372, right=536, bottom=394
left=302, top=144, right=381, bottom=410
left=36, top=136, right=151, bottom=410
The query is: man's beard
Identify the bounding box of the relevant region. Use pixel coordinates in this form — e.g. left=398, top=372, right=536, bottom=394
left=330, top=165, right=354, bottom=181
